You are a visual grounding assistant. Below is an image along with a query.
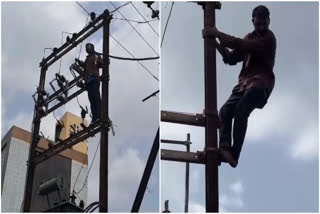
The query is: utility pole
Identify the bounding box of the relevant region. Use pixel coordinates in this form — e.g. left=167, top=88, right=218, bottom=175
left=23, top=66, right=47, bottom=212
left=100, top=11, right=111, bottom=212
left=160, top=2, right=221, bottom=212
left=203, top=2, right=221, bottom=212
left=131, top=129, right=159, bottom=212
left=184, top=133, right=190, bottom=213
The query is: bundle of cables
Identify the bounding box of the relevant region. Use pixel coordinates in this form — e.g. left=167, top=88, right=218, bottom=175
left=83, top=201, right=106, bottom=213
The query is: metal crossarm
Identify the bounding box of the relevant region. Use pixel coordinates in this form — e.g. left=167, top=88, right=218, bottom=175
left=161, top=149, right=205, bottom=164
left=161, top=110, right=207, bottom=127
left=30, top=120, right=104, bottom=165
left=40, top=10, right=111, bottom=67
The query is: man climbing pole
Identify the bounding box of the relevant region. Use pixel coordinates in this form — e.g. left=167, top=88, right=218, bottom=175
left=202, top=5, right=277, bottom=167
left=75, top=43, right=103, bottom=122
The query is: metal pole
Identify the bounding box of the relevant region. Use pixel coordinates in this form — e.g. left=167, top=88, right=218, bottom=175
left=203, top=2, right=219, bottom=212
left=100, top=11, right=111, bottom=212
left=184, top=133, right=190, bottom=213
left=23, top=66, right=47, bottom=212
left=131, top=128, right=159, bottom=212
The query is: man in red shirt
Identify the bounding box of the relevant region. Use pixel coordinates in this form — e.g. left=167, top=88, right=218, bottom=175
left=203, top=5, right=277, bottom=167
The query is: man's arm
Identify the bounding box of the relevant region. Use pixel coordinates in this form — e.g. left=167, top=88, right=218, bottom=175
left=223, top=49, right=244, bottom=66
left=75, top=58, right=85, bottom=68
left=213, top=39, right=243, bottom=65
left=70, top=63, right=85, bottom=76
left=96, top=55, right=104, bottom=68
left=204, top=27, right=275, bottom=53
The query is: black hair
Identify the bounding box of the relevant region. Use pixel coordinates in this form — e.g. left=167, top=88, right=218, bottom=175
left=86, top=43, right=95, bottom=50
left=252, top=5, right=270, bottom=19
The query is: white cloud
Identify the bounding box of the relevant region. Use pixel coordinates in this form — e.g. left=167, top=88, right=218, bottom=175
left=109, top=148, right=145, bottom=202
left=219, top=180, right=245, bottom=211
left=189, top=201, right=205, bottom=213
left=3, top=111, right=33, bottom=133
left=246, top=89, right=318, bottom=162
left=289, top=121, right=318, bottom=161
left=2, top=2, right=87, bottom=102
left=229, top=180, right=244, bottom=195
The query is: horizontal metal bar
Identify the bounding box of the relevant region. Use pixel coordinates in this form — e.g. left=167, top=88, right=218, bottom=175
left=46, top=20, right=107, bottom=67
left=161, top=110, right=207, bottom=127
left=47, top=75, right=83, bottom=103
left=40, top=10, right=110, bottom=66
left=46, top=87, right=86, bottom=116
left=161, top=149, right=205, bottom=164
left=161, top=139, right=188, bottom=146
left=30, top=120, right=104, bottom=165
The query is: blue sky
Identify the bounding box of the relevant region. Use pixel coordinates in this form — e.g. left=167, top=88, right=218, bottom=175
left=161, top=2, right=319, bottom=212
left=2, top=1, right=159, bottom=212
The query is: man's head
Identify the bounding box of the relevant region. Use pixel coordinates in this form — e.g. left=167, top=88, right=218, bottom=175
left=252, top=5, right=270, bottom=34
left=86, top=43, right=95, bottom=54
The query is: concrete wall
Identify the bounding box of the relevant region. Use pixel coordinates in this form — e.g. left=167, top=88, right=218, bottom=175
left=1, top=128, right=12, bottom=191
left=1, top=137, right=29, bottom=212
left=1, top=134, right=88, bottom=212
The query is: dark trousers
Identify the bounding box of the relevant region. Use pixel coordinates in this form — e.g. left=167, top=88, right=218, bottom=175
left=86, top=78, right=101, bottom=121
left=219, top=87, right=267, bottom=161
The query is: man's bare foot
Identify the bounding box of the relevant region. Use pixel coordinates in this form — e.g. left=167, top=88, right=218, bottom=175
left=220, top=148, right=238, bottom=168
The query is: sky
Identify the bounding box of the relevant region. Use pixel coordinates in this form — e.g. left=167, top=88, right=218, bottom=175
left=1, top=1, right=159, bottom=212
left=161, top=2, right=319, bottom=213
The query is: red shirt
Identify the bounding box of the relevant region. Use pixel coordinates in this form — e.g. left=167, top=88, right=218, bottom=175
left=220, top=29, right=277, bottom=98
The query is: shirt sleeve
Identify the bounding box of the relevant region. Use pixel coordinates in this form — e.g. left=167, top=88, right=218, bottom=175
left=218, top=31, right=275, bottom=53
left=223, top=48, right=244, bottom=65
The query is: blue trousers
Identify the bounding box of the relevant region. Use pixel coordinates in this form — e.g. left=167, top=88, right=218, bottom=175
left=219, top=87, right=267, bottom=161
left=86, top=78, right=101, bottom=121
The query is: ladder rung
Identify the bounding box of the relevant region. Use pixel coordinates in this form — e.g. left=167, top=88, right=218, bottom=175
left=161, top=149, right=205, bottom=164
left=161, top=139, right=188, bottom=146
left=161, top=110, right=207, bottom=127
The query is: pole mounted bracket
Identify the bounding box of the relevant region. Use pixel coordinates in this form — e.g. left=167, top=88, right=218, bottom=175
left=203, top=109, right=220, bottom=128
left=197, top=2, right=221, bottom=10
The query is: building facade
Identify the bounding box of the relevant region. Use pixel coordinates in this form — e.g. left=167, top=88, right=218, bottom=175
left=1, top=112, right=88, bottom=212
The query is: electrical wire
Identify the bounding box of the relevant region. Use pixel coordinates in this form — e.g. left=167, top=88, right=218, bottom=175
left=109, top=55, right=159, bottom=61
left=113, top=17, right=157, bottom=24
left=72, top=146, right=88, bottom=195
left=84, top=201, right=99, bottom=212
left=161, top=2, right=174, bottom=47
left=110, top=34, right=159, bottom=81
left=76, top=1, right=90, bottom=15
left=109, top=1, right=159, bottom=56
left=130, top=2, right=159, bottom=37
left=110, top=1, right=130, bottom=13
left=74, top=140, right=100, bottom=195
left=52, top=99, right=59, bottom=122
left=73, top=2, right=158, bottom=81
left=58, top=32, right=70, bottom=74
left=95, top=52, right=159, bottom=61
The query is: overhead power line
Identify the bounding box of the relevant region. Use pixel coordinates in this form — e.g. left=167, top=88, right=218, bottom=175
left=95, top=52, right=159, bottom=61
left=110, top=34, right=159, bottom=81
left=109, top=55, right=159, bottom=61
left=74, top=140, right=100, bottom=195
left=109, top=1, right=159, bottom=56
left=130, top=2, right=159, bottom=37
left=76, top=1, right=90, bottom=15
left=74, top=2, right=158, bottom=81
left=113, top=17, right=157, bottom=24
left=161, top=2, right=174, bottom=47
left=110, top=1, right=131, bottom=13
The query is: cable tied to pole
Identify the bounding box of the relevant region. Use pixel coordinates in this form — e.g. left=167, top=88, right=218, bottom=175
left=94, top=51, right=159, bottom=61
